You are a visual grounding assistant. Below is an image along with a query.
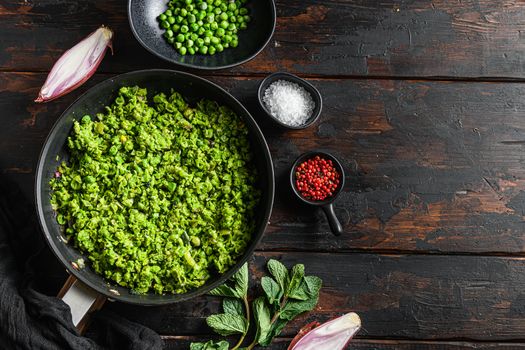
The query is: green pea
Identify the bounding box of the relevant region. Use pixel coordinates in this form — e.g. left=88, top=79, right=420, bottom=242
left=211, top=36, right=220, bottom=44
left=158, top=13, right=167, bottom=21
left=168, top=16, right=176, bottom=24
left=203, top=36, right=211, bottom=45
left=208, top=46, right=216, bottom=55
left=239, top=22, right=247, bottom=30
left=161, top=20, right=170, bottom=29
left=219, top=12, right=228, bottom=21
left=186, top=39, right=194, bottom=47
left=188, top=14, right=196, bottom=23
left=244, top=15, right=250, bottom=22
left=214, top=7, right=221, bottom=15
left=172, top=24, right=181, bottom=32
left=191, top=33, right=198, bottom=40
left=187, top=4, right=194, bottom=11
left=190, top=23, right=199, bottom=32
left=178, top=46, right=187, bottom=55
left=239, top=8, right=248, bottom=15
left=220, top=20, right=229, bottom=29
left=223, top=34, right=232, bottom=43
left=231, top=39, right=238, bottom=48
left=176, top=33, right=185, bottom=42
left=204, top=30, right=213, bottom=37
left=200, top=45, right=208, bottom=54
left=196, top=38, right=205, bottom=47
left=175, top=42, right=183, bottom=49
left=167, top=37, right=175, bottom=44
left=197, top=20, right=204, bottom=26
left=227, top=23, right=236, bottom=31
left=216, top=27, right=225, bottom=37
left=165, top=29, right=174, bottom=38
left=198, top=11, right=206, bottom=20
left=185, top=0, right=191, bottom=4
left=229, top=15, right=237, bottom=23
left=180, top=25, right=189, bottom=33
left=180, top=8, right=188, bottom=16
left=199, top=2, right=207, bottom=10
left=220, top=3, right=227, bottom=11
left=229, top=3, right=236, bottom=11
left=216, top=43, right=224, bottom=52
left=191, top=236, right=201, bottom=247
left=203, top=23, right=211, bottom=30
left=213, top=0, right=221, bottom=6
left=223, top=42, right=229, bottom=48
left=174, top=7, right=180, bottom=15
left=206, top=14, right=215, bottom=23
left=210, top=22, right=219, bottom=30
left=188, top=47, right=196, bottom=55
left=165, top=9, right=173, bottom=16
left=176, top=15, right=183, bottom=23
left=198, top=27, right=205, bottom=35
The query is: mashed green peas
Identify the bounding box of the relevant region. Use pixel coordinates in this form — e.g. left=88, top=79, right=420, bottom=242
left=50, top=86, right=260, bottom=294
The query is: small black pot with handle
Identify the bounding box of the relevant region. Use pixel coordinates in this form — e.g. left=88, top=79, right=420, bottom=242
left=290, top=151, right=345, bottom=236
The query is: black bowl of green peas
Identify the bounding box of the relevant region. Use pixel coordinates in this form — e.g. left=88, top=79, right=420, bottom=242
left=128, top=0, right=276, bottom=70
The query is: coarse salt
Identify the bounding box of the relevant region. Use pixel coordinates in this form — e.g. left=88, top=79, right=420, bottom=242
left=262, top=79, right=315, bottom=127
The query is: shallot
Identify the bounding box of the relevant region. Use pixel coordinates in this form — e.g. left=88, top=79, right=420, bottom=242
left=288, top=312, right=361, bottom=350
left=35, top=26, right=113, bottom=103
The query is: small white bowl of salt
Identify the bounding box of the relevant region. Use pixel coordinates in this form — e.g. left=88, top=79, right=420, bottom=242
left=258, top=72, right=322, bottom=130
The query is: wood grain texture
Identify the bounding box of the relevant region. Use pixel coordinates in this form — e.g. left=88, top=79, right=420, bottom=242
left=1, top=0, right=525, bottom=78
left=103, top=252, right=525, bottom=341
left=4, top=72, right=525, bottom=254
left=162, top=337, right=525, bottom=350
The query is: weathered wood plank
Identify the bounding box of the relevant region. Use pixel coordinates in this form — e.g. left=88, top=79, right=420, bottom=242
left=4, top=72, right=525, bottom=254
left=162, top=337, right=525, bottom=350
left=105, top=252, right=525, bottom=341
left=1, top=0, right=525, bottom=78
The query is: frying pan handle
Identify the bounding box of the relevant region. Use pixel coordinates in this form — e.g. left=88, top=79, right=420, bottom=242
left=321, top=203, right=344, bottom=236
left=57, top=275, right=106, bottom=334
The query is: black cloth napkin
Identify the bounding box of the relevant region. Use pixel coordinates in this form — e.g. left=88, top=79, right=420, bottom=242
left=0, top=176, right=163, bottom=350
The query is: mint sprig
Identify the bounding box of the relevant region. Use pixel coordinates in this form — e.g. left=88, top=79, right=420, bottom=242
left=190, top=260, right=322, bottom=350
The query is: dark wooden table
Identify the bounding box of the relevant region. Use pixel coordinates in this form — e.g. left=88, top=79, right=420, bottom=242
left=3, top=0, right=525, bottom=348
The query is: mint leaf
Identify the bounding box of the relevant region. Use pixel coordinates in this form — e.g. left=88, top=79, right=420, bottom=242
left=206, top=313, right=248, bottom=336
left=223, top=298, right=244, bottom=316
left=208, top=263, right=248, bottom=299
left=208, top=285, right=238, bottom=298
left=304, top=276, right=322, bottom=297
left=288, top=278, right=309, bottom=301
left=279, top=295, right=319, bottom=321
left=289, top=275, right=321, bottom=301
left=286, top=264, right=304, bottom=297
left=280, top=275, right=321, bottom=320
left=261, top=276, right=281, bottom=305
left=190, top=340, right=229, bottom=350
left=258, top=318, right=288, bottom=346
left=267, top=259, right=288, bottom=293
left=233, top=263, right=248, bottom=298
left=253, top=297, right=271, bottom=344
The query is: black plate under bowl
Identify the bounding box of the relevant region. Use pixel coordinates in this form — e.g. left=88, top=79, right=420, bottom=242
left=128, top=0, right=276, bottom=70
left=35, top=69, right=274, bottom=305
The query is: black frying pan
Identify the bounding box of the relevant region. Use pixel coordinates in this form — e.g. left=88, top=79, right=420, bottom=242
left=35, top=69, right=274, bottom=306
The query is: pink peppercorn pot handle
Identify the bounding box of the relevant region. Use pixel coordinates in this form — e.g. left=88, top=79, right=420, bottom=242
left=322, top=203, right=343, bottom=236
